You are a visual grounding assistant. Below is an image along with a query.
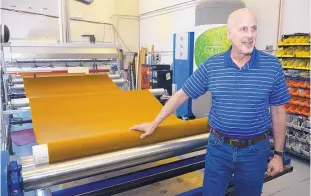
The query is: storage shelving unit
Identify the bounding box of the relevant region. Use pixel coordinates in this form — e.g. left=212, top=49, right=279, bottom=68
left=275, top=33, right=310, bottom=161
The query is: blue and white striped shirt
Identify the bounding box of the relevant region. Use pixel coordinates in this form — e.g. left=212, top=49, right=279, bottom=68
left=182, top=47, right=290, bottom=139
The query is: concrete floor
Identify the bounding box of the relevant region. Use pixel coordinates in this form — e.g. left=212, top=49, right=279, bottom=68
left=262, top=155, right=310, bottom=196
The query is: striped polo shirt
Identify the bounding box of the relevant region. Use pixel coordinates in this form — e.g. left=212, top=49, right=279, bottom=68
left=182, top=47, right=290, bottom=139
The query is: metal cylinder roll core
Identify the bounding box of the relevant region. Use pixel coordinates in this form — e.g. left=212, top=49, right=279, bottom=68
left=22, top=133, right=209, bottom=191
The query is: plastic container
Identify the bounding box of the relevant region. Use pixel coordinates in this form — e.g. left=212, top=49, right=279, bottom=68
left=301, top=144, right=310, bottom=157
left=295, top=132, right=307, bottom=143
left=289, top=88, right=299, bottom=96
left=291, top=141, right=302, bottom=153
left=292, top=116, right=302, bottom=130
left=299, top=81, right=308, bottom=88
left=304, top=90, right=310, bottom=98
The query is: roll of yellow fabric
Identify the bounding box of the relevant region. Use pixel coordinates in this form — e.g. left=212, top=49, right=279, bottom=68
left=24, top=75, right=209, bottom=163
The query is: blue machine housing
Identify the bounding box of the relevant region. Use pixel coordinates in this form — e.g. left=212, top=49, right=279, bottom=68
left=1, top=151, right=9, bottom=196
left=1, top=149, right=293, bottom=196
left=173, top=32, right=195, bottom=119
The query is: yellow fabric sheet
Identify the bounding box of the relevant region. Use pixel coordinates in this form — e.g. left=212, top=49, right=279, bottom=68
left=23, top=74, right=120, bottom=98
left=24, top=75, right=209, bottom=163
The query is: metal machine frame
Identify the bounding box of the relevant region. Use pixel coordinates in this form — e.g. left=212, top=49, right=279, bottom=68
left=0, top=40, right=178, bottom=196
left=0, top=27, right=293, bottom=196
left=0, top=41, right=127, bottom=158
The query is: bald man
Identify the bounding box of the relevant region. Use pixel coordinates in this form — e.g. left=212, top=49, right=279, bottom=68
left=131, top=8, right=290, bottom=196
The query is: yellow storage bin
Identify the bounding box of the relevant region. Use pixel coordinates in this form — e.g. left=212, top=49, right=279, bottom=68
left=301, top=50, right=310, bottom=57
left=295, top=49, right=302, bottom=57
left=302, top=36, right=310, bottom=44
left=296, top=36, right=303, bottom=43
left=293, top=60, right=300, bottom=67
left=276, top=50, right=284, bottom=57
left=286, top=60, right=294, bottom=68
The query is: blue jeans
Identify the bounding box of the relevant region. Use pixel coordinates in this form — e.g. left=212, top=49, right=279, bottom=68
left=202, top=132, right=271, bottom=196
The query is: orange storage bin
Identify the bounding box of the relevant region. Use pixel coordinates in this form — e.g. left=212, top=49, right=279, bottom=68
left=302, top=108, right=311, bottom=117
left=288, top=80, right=297, bottom=87
left=298, top=89, right=306, bottom=97
left=289, top=98, right=296, bottom=105
left=288, top=105, right=296, bottom=113
left=291, top=80, right=300, bottom=88
left=285, top=104, right=290, bottom=111
left=295, top=107, right=304, bottom=115
left=297, top=98, right=306, bottom=106
left=299, top=81, right=309, bottom=88
left=290, top=89, right=299, bottom=96
left=286, top=80, right=291, bottom=87
left=305, top=90, right=310, bottom=98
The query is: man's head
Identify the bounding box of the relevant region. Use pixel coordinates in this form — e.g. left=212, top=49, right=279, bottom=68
left=227, top=8, right=257, bottom=55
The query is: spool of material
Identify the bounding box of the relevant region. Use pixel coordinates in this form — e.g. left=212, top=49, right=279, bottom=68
left=23, top=74, right=209, bottom=164
left=12, top=78, right=24, bottom=84
left=33, top=144, right=49, bottom=165
left=12, top=84, right=25, bottom=90
left=111, top=78, right=126, bottom=85
left=108, top=74, right=121, bottom=79
left=10, top=98, right=30, bottom=108
left=23, top=133, right=209, bottom=190
left=29, top=90, right=209, bottom=164
left=148, top=88, right=166, bottom=96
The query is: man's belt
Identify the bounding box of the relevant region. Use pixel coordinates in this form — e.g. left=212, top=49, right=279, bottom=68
left=211, top=129, right=267, bottom=148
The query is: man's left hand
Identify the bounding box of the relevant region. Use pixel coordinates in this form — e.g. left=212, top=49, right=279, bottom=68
left=267, top=155, right=284, bottom=176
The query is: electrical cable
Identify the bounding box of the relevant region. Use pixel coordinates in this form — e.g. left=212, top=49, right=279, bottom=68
left=1, top=8, right=133, bottom=52
left=71, top=18, right=133, bottom=52
left=1, top=7, right=58, bottom=19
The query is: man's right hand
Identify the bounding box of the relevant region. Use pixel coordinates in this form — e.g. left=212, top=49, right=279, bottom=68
left=130, top=123, right=156, bottom=139
left=130, top=90, right=190, bottom=139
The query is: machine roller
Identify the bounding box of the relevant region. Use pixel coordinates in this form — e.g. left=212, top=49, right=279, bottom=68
left=0, top=26, right=293, bottom=196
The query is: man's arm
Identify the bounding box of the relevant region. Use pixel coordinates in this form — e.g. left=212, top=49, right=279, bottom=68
left=131, top=61, right=210, bottom=139
left=267, top=64, right=290, bottom=176
left=270, top=105, right=287, bottom=152
left=130, top=89, right=189, bottom=139
left=151, top=89, right=189, bottom=128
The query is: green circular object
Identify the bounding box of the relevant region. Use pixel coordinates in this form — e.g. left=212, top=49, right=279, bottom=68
left=195, top=25, right=231, bottom=67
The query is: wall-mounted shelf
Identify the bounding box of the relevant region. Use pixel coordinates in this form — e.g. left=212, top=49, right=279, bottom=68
left=278, top=43, right=310, bottom=47
left=275, top=33, right=310, bottom=161
left=283, top=66, right=310, bottom=70
left=278, top=56, right=311, bottom=59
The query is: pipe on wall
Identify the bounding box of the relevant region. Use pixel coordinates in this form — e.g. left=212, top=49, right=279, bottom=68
left=58, top=0, right=70, bottom=43
left=276, top=0, right=283, bottom=48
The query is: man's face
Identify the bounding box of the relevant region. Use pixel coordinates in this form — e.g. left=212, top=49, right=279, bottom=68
left=228, top=17, right=257, bottom=55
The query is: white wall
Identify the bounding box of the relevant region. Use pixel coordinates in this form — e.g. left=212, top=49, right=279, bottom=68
left=281, top=0, right=310, bottom=35
left=140, top=0, right=197, bottom=64
left=1, top=0, right=59, bottom=42
left=0, top=0, right=139, bottom=52
left=68, top=0, right=116, bottom=43
left=139, top=0, right=311, bottom=64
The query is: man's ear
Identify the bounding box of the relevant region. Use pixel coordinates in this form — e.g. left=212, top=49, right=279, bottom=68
left=227, top=29, right=231, bottom=40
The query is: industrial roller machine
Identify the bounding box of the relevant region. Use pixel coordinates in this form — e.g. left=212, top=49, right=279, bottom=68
left=0, top=29, right=293, bottom=196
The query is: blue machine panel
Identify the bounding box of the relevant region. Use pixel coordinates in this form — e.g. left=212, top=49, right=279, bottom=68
left=173, top=32, right=195, bottom=118
left=53, top=154, right=206, bottom=196
left=1, top=151, right=9, bottom=196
